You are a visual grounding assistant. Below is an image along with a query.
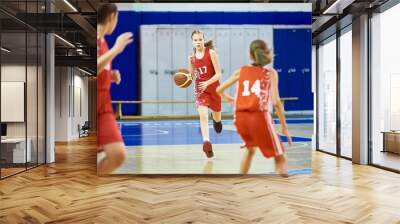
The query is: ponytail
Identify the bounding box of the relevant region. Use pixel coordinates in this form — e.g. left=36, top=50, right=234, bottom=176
left=253, top=48, right=271, bottom=66
left=250, top=39, right=272, bottom=66
left=205, top=40, right=214, bottom=50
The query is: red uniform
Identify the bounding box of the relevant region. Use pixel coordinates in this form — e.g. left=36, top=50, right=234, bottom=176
left=191, top=47, right=221, bottom=112
left=234, top=65, right=285, bottom=158
left=97, top=37, right=123, bottom=152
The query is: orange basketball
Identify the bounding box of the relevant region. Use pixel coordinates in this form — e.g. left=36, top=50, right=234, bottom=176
left=174, top=68, right=192, bottom=88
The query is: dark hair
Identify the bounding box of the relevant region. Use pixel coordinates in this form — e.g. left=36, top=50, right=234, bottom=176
left=191, top=30, right=214, bottom=52
left=249, top=39, right=272, bottom=66
left=97, top=3, right=117, bottom=25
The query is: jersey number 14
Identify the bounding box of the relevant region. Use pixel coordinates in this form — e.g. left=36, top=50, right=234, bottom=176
left=242, top=80, right=261, bottom=96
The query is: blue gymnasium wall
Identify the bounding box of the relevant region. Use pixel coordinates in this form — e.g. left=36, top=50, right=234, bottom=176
left=108, top=11, right=312, bottom=115
left=274, top=29, right=312, bottom=111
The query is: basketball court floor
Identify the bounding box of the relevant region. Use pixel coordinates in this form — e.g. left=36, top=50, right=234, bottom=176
left=98, top=117, right=313, bottom=175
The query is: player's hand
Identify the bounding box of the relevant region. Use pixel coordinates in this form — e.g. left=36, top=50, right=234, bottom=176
left=222, top=93, right=234, bottom=105
left=198, top=81, right=209, bottom=92
left=282, top=125, right=292, bottom=146
left=111, top=70, right=121, bottom=85
left=113, top=32, right=133, bottom=54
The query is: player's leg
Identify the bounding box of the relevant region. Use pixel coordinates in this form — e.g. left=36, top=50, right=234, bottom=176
left=98, top=142, right=126, bottom=174
left=274, top=153, right=288, bottom=177
left=210, top=93, right=223, bottom=133
left=198, top=106, right=210, bottom=141
left=198, top=105, right=213, bottom=158
left=211, top=110, right=222, bottom=133
left=240, top=147, right=256, bottom=174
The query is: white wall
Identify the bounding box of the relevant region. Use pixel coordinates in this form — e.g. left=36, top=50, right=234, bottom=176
left=1, top=65, right=25, bottom=139
left=72, top=73, right=89, bottom=138
left=1, top=65, right=37, bottom=138
left=54, top=67, right=89, bottom=141
left=76, top=74, right=89, bottom=122
left=1, top=65, right=26, bottom=81
left=1, top=64, right=45, bottom=164
left=140, top=25, right=274, bottom=116
left=55, top=66, right=69, bottom=141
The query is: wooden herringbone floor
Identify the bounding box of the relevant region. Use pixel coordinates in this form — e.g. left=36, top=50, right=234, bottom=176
left=1, top=135, right=400, bottom=224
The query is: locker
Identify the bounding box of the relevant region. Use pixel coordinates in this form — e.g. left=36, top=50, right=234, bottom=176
left=140, top=25, right=276, bottom=116
left=215, top=28, right=232, bottom=114
left=258, top=26, right=274, bottom=112
left=186, top=27, right=198, bottom=115
left=230, top=27, right=246, bottom=71
left=243, top=28, right=258, bottom=65
left=157, top=28, right=173, bottom=115
left=201, top=27, right=225, bottom=112
left=140, top=26, right=158, bottom=115
left=200, top=27, right=216, bottom=46
left=172, top=28, right=188, bottom=115
left=258, top=26, right=274, bottom=67
left=229, top=27, right=246, bottom=112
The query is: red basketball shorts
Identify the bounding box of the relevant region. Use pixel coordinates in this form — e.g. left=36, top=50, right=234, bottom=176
left=234, top=111, right=285, bottom=158
left=97, top=112, right=123, bottom=152
left=195, top=91, right=221, bottom=112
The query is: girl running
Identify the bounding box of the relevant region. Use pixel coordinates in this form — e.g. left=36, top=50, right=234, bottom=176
left=188, top=30, right=223, bottom=158
left=97, top=3, right=133, bottom=174
left=216, top=39, right=292, bottom=175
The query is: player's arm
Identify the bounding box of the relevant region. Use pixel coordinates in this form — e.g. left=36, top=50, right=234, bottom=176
left=97, top=32, right=133, bottom=74
left=188, top=55, right=194, bottom=80
left=270, top=68, right=292, bottom=145
left=207, top=49, right=222, bottom=85
left=97, top=48, right=119, bottom=74
left=216, top=69, right=240, bottom=103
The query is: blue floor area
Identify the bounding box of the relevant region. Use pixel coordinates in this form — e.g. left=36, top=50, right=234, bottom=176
left=275, top=118, right=313, bottom=124
left=264, top=168, right=312, bottom=175
left=120, top=119, right=312, bottom=146
left=288, top=168, right=312, bottom=175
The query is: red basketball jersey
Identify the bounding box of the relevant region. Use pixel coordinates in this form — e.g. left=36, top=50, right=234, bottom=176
left=97, top=37, right=113, bottom=114
left=96, top=37, right=123, bottom=149
left=235, top=65, right=271, bottom=112
left=191, top=47, right=220, bottom=93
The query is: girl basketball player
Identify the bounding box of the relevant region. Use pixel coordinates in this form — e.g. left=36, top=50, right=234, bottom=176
left=97, top=3, right=133, bottom=174
left=189, top=30, right=223, bottom=158
left=216, top=39, right=292, bottom=175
